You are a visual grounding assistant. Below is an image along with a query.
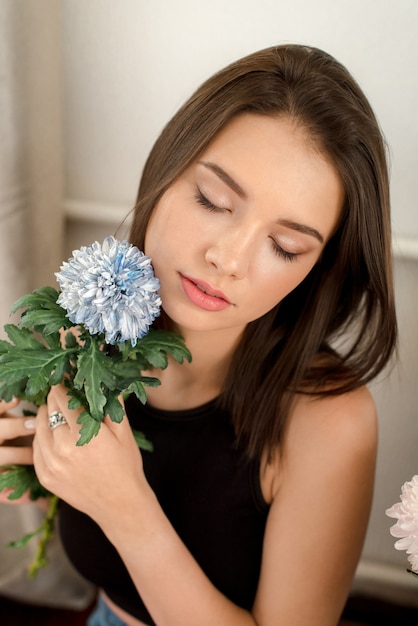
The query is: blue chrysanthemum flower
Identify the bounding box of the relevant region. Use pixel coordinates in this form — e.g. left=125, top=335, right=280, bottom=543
left=55, top=236, right=161, bottom=345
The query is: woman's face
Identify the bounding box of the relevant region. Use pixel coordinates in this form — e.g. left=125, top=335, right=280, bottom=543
left=145, top=113, right=344, bottom=336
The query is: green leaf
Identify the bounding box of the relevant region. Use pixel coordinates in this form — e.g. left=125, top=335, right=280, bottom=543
left=115, top=343, right=149, bottom=369
left=26, top=389, right=51, bottom=407
left=10, top=287, right=70, bottom=340
left=73, top=340, right=116, bottom=421
left=43, top=331, right=62, bottom=350
left=0, top=339, right=12, bottom=355
left=140, top=350, right=170, bottom=369
left=104, top=392, right=125, bottom=424
left=125, top=376, right=160, bottom=404
left=64, top=331, right=79, bottom=349
left=0, top=379, right=27, bottom=403
left=0, top=465, right=50, bottom=500
left=126, top=380, right=147, bottom=404
left=103, top=358, right=158, bottom=394
left=11, top=286, right=60, bottom=315
left=66, top=386, right=87, bottom=410
left=0, top=348, right=73, bottom=398
left=165, top=344, right=193, bottom=364
left=0, top=382, right=48, bottom=406
left=3, top=324, right=46, bottom=350
left=75, top=410, right=101, bottom=446
left=107, top=357, right=146, bottom=381
left=48, top=352, right=72, bottom=386
left=19, top=307, right=69, bottom=336
left=130, top=329, right=191, bottom=369
left=139, top=376, right=162, bottom=387
left=8, top=527, right=42, bottom=549
left=132, top=429, right=154, bottom=452
left=118, top=341, right=136, bottom=361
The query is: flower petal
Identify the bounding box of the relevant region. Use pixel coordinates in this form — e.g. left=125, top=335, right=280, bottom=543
left=55, top=237, right=161, bottom=345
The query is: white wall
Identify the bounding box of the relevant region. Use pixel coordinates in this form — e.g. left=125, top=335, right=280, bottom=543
left=61, top=0, right=418, bottom=239
left=60, top=0, right=418, bottom=605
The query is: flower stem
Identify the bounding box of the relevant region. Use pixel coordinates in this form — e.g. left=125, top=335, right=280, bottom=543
left=28, top=494, right=60, bottom=578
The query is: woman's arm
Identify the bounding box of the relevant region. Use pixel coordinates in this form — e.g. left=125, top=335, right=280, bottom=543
left=33, top=384, right=376, bottom=626
left=253, top=387, right=377, bottom=625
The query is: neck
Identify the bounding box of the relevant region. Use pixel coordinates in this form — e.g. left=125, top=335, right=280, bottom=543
left=145, top=325, right=244, bottom=410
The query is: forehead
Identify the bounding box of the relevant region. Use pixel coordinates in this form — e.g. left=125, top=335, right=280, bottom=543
left=203, top=112, right=325, bottom=164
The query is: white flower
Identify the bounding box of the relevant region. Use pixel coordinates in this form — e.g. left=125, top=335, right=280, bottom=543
left=55, top=236, right=161, bottom=345
left=386, top=475, right=418, bottom=574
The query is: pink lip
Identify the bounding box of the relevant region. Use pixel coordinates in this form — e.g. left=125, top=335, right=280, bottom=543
left=180, top=274, right=232, bottom=311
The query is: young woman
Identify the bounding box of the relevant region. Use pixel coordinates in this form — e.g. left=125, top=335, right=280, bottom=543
left=0, top=44, right=397, bottom=625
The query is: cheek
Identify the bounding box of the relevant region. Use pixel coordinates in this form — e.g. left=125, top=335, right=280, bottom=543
left=145, top=215, right=192, bottom=286
left=254, top=260, right=317, bottom=310
left=145, top=210, right=177, bottom=261
left=146, top=199, right=199, bottom=254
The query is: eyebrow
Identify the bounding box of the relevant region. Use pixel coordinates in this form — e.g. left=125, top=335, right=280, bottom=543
left=199, top=161, right=247, bottom=198
left=198, top=160, right=324, bottom=244
left=278, top=219, right=324, bottom=244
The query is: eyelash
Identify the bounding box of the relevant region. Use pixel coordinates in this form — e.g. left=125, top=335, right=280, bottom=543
left=270, top=240, right=298, bottom=263
left=195, top=188, right=226, bottom=213
left=195, top=188, right=298, bottom=263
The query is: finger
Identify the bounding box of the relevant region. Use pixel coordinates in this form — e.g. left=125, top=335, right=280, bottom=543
left=0, top=416, right=36, bottom=444
left=41, top=393, right=78, bottom=447
left=35, top=404, right=57, bottom=446
left=0, top=398, right=20, bottom=415
left=0, top=446, right=33, bottom=465
left=33, top=405, right=53, bottom=477
left=47, top=384, right=81, bottom=431
left=102, top=414, right=129, bottom=443
left=37, top=403, right=71, bottom=441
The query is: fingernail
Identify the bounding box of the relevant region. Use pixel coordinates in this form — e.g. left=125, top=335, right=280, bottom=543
left=24, top=419, right=36, bottom=430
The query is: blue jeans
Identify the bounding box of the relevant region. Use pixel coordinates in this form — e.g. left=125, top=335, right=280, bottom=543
left=87, top=595, right=129, bottom=626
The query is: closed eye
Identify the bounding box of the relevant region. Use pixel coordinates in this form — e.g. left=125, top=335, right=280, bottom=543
left=195, top=188, right=227, bottom=213
left=270, top=238, right=298, bottom=262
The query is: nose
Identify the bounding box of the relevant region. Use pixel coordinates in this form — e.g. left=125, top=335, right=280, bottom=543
left=204, top=229, right=253, bottom=279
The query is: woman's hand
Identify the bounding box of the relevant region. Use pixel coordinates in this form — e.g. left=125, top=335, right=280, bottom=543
left=33, top=384, right=148, bottom=526
left=0, top=398, right=36, bottom=464
left=0, top=398, right=37, bottom=503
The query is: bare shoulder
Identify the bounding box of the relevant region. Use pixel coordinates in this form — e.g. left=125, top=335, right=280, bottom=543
left=284, top=386, right=377, bottom=468
left=264, top=386, right=378, bottom=501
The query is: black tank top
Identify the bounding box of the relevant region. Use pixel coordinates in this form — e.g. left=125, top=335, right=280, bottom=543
left=59, top=395, right=270, bottom=625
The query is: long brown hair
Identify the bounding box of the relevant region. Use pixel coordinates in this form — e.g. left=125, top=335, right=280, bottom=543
left=130, top=44, right=397, bottom=459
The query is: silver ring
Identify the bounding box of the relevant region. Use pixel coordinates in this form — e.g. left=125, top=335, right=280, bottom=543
left=48, top=410, right=67, bottom=430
